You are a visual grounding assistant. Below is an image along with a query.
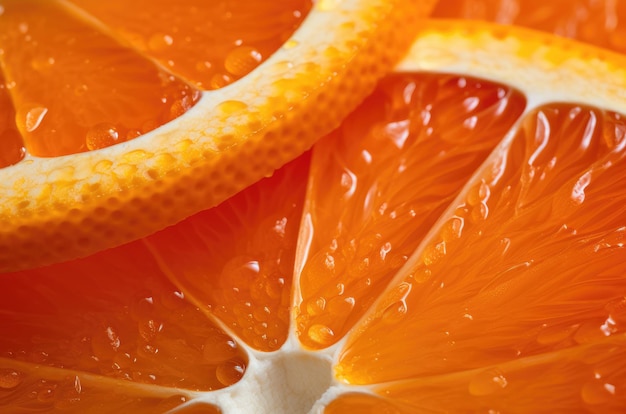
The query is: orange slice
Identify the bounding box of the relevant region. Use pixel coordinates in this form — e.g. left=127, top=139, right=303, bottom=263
left=2, top=20, right=626, bottom=412
left=0, top=0, right=434, bottom=273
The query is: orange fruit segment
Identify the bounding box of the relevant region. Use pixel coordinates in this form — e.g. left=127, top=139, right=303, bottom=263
left=0, top=71, right=23, bottom=167
left=335, top=102, right=626, bottom=380
left=144, top=156, right=310, bottom=352
left=432, top=0, right=626, bottom=54
left=0, top=0, right=201, bottom=157
left=2, top=18, right=626, bottom=414
left=295, top=72, right=526, bottom=349
left=65, top=0, right=312, bottom=89
left=0, top=0, right=433, bottom=273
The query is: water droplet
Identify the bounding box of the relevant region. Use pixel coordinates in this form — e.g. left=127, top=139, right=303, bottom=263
left=328, top=296, right=355, bottom=316
left=156, top=395, right=188, bottom=411
left=37, top=384, right=56, bottom=403
left=31, top=56, right=55, bottom=70
left=131, top=296, right=155, bottom=321
left=471, top=202, right=489, bottom=223
left=0, top=369, right=22, bottom=389
left=423, top=241, right=446, bottom=266
left=379, top=242, right=392, bottom=261
left=469, top=368, right=508, bottom=396
left=138, top=343, right=159, bottom=357
left=224, top=46, right=262, bottom=77
left=203, top=335, right=238, bottom=364
left=605, top=297, right=626, bottom=324
left=250, top=274, right=272, bottom=303
left=252, top=306, right=272, bottom=322
left=467, top=181, right=490, bottom=205
left=138, top=319, right=163, bottom=342
left=195, top=60, right=213, bottom=72
left=148, top=33, right=174, bottom=51
left=574, top=321, right=608, bottom=344
left=264, top=277, right=285, bottom=300
left=306, top=297, right=326, bottom=316
left=23, top=106, right=48, bottom=132
left=216, top=360, right=245, bottom=386
left=324, top=254, right=336, bottom=271
left=412, top=266, right=432, bottom=283
left=169, top=95, right=193, bottom=118
left=581, top=379, right=616, bottom=405
left=161, top=290, right=186, bottom=310
left=536, top=323, right=578, bottom=345
left=53, top=376, right=82, bottom=409
left=73, top=83, right=88, bottom=96
left=86, top=123, right=120, bottom=151
left=91, top=325, right=121, bottom=360
left=382, top=300, right=407, bottom=324
left=308, top=324, right=335, bottom=345
left=441, top=217, right=464, bottom=242
left=209, top=73, right=233, bottom=89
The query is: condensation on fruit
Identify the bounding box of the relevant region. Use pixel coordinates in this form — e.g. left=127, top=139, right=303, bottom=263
left=148, top=33, right=174, bottom=51
left=22, top=106, right=47, bottom=133
left=308, top=324, right=335, bottom=346
left=468, top=368, right=509, bottom=396
left=381, top=300, right=408, bottom=324
left=203, top=335, right=239, bottom=365
left=86, top=123, right=120, bottom=151
left=581, top=378, right=617, bottom=405
left=0, top=369, right=22, bottom=389
left=225, top=46, right=263, bottom=77
left=52, top=375, right=82, bottom=409
left=215, top=360, right=245, bottom=386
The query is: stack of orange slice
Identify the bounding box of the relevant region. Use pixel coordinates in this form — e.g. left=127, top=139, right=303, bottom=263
left=1, top=0, right=625, bottom=412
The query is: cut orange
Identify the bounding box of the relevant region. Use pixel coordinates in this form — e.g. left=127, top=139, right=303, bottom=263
left=2, top=20, right=626, bottom=413
left=0, top=0, right=433, bottom=272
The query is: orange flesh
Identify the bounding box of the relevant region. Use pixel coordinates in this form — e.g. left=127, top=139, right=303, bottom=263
left=3, top=70, right=625, bottom=412
left=144, top=155, right=310, bottom=352
left=432, top=0, right=626, bottom=54
left=0, top=0, right=310, bottom=158
left=66, top=0, right=312, bottom=89
left=0, top=71, right=24, bottom=167
left=334, top=103, right=626, bottom=408
left=0, top=242, right=248, bottom=397
left=295, top=73, right=526, bottom=348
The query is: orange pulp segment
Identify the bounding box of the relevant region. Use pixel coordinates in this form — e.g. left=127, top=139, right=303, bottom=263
left=0, top=70, right=23, bottom=167
left=0, top=242, right=248, bottom=395
left=294, top=73, right=526, bottom=349
left=336, top=102, right=626, bottom=385
left=432, top=0, right=626, bottom=54
left=0, top=0, right=200, bottom=157
left=65, top=0, right=312, bottom=89
left=144, top=156, right=310, bottom=352
left=0, top=0, right=310, bottom=157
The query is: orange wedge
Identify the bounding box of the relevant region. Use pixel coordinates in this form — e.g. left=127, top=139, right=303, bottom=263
left=2, top=20, right=626, bottom=413
left=0, top=0, right=435, bottom=272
